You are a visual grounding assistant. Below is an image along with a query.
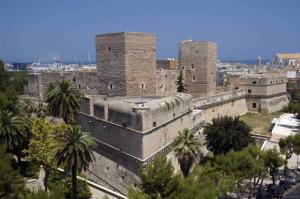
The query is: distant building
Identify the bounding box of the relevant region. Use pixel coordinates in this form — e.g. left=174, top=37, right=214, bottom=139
left=256, top=56, right=262, bottom=66
left=12, top=63, right=28, bottom=71
left=156, top=58, right=178, bottom=70
left=272, top=53, right=300, bottom=67
left=286, top=70, right=300, bottom=101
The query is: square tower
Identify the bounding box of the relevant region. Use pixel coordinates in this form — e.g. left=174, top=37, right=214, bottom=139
left=179, top=40, right=217, bottom=97
left=96, top=32, right=156, bottom=96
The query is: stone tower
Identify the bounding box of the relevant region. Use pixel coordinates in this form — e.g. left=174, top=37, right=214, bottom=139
left=96, top=32, right=156, bottom=96
left=179, top=40, right=217, bottom=97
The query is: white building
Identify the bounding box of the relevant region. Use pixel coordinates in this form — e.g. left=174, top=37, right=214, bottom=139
left=272, top=53, right=300, bottom=67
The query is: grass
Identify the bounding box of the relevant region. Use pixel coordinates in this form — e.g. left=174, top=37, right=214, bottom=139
left=240, top=111, right=284, bottom=136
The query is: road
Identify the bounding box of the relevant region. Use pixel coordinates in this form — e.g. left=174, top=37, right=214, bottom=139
left=283, top=183, right=300, bottom=199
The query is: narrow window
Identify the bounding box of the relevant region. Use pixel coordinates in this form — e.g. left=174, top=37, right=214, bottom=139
left=248, top=89, right=252, bottom=94
left=78, top=84, right=81, bottom=90
left=252, top=103, right=257, bottom=108
left=252, top=81, right=257, bottom=84
left=182, top=66, right=185, bottom=70
left=109, top=83, right=113, bottom=90
left=108, top=46, right=111, bottom=52
left=141, top=83, right=145, bottom=90
left=192, top=76, right=196, bottom=81
left=191, top=64, right=194, bottom=69
left=270, top=81, right=273, bottom=84
left=235, top=86, right=239, bottom=90
left=173, top=113, right=176, bottom=118
left=153, top=122, right=157, bottom=127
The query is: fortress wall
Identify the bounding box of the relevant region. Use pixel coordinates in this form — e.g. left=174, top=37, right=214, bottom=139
left=156, top=69, right=178, bottom=96
left=261, top=95, right=289, bottom=114
left=200, top=98, right=248, bottom=123
left=142, top=111, right=193, bottom=158
left=27, top=71, right=98, bottom=100
left=77, top=113, right=144, bottom=159
left=193, top=90, right=248, bottom=123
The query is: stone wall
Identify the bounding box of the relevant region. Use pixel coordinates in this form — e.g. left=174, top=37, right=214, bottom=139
left=179, top=40, right=217, bottom=97
left=261, top=95, right=289, bottom=114
left=96, top=32, right=156, bottom=97
left=26, top=71, right=98, bottom=100
left=156, top=69, right=179, bottom=96
left=193, top=90, right=248, bottom=123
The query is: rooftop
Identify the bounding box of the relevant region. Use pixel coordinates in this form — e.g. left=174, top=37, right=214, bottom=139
left=271, top=113, right=300, bottom=138
left=276, top=53, right=300, bottom=59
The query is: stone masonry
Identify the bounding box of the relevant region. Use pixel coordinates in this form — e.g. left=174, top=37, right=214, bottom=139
left=179, top=40, right=217, bottom=97
left=96, top=32, right=157, bottom=97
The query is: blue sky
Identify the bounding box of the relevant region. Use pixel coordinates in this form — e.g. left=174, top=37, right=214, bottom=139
left=1, top=0, right=300, bottom=62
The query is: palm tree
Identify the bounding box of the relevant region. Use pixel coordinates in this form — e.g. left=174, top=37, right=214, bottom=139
left=173, top=128, right=202, bottom=177
left=54, top=125, right=95, bottom=199
left=0, top=110, right=30, bottom=162
left=46, top=80, right=82, bottom=123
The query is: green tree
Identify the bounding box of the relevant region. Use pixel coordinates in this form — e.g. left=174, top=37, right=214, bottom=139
left=169, top=165, right=218, bottom=199
left=136, top=156, right=181, bottom=199
left=0, top=88, right=19, bottom=112
left=279, top=135, right=296, bottom=176
left=204, top=116, right=253, bottom=155
left=54, top=125, right=95, bottom=199
left=26, top=118, right=67, bottom=191
left=46, top=80, right=83, bottom=123
left=0, top=145, right=26, bottom=199
left=0, top=110, right=30, bottom=162
left=244, top=145, right=268, bottom=198
left=0, top=60, right=9, bottom=92
left=9, top=71, right=28, bottom=94
left=176, top=69, right=186, bottom=92
left=263, top=148, right=284, bottom=184
left=173, top=128, right=202, bottom=177
left=24, top=190, right=64, bottom=199
left=128, top=187, right=149, bottom=199
left=283, top=102, right=300, bottom=119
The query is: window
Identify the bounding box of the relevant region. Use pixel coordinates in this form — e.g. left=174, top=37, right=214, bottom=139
left=252, top=81, right=257, bottom=84
left=191, top=64, right=194, bottom=69
left=173, top=113, right=176, bottom=118
left=153, top=122, right=156, bottom=127
left=109, top=83, right=113, bottom=90
left=248, top=89, right=252, bottom=94
left=73, top=77, right=76, bottom=82
left=192, top=76, right=196, bottom=81
left=252, top=103, right=257, bottom=108
left=270, top=81, right=273, bottom=84
left=141, top=83, right=145, bottom=90
left=235, top=86, right=239, bottom=90
left=182, top=66, right=185, bottom=70
left=108, top=46, right=111, bottom=52
left=196, top=50, right=199, bottom=53
left=78, top=84, right=81, bottom=90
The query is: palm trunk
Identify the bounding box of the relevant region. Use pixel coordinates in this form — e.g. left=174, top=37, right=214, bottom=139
left=44, top=168, right=49, bottom=192
left=72, top=157, right=78, bottom=199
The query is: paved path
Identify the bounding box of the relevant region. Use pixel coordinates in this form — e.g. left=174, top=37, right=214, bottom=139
left=283, top=183, right=300, bottom=198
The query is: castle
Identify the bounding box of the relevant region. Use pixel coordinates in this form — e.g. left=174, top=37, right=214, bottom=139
left=25, top=32, right=289, bottom=194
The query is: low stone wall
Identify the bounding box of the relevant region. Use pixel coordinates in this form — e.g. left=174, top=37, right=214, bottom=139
left=193, top=90, right=248, bottom=123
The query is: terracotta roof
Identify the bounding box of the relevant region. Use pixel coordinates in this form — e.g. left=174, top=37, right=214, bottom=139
left=276, top=53, right=300, bottom=59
